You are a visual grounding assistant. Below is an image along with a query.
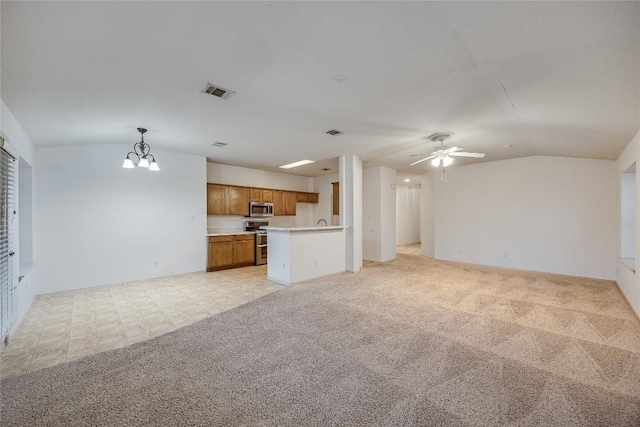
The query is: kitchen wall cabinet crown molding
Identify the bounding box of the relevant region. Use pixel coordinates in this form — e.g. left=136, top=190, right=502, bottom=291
left=207, top=183, right=318, bottom=216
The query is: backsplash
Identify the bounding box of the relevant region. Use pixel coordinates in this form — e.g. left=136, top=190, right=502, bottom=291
left=207, top=215, right=297, bottom=231
left=206, top=204, right=314, bottom=232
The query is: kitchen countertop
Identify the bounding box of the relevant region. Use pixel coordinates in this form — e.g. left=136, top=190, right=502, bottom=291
left=206, top=230, right=255, bottom=236
left=260, top=226, right=346, bottom=232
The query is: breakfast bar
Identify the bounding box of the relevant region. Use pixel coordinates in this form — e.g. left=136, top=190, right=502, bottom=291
left=261, top=226, right=347, bottom=285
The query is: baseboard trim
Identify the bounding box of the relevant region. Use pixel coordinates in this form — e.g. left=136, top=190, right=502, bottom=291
left=614, top=281, right=640, bottom=322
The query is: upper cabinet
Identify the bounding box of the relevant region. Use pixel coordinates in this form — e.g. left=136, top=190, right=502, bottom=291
left=229, top=187, right=250, bottom=216
left=207, top=184, right=229, bottom=215
left=273, top=190, right=285, bottom=216
left=249, top=188, right=262, bottom=203
left=284, top=192, right=297, bottom=216
left=308, top=192, right=319, bottom=204
left=262, top=190, right=273, bottom=202
left=332, top=182, right=340, bottom=215
left=207, top=183, right=319, bottom=216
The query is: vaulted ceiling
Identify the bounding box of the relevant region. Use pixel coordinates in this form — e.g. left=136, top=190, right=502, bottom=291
left=2, top=1, right=638, bottom=177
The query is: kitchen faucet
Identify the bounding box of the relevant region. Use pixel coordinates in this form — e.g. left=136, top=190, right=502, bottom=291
left=317, top=219, right=328, bottom=226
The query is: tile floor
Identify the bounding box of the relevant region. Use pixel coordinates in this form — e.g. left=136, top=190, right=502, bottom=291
left=1, top=265, right=282, bottom=380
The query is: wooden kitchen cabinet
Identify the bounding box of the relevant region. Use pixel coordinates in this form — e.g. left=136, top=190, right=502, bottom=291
left=207, top=234, right=255, bottom=271
left=250, top=188, right=262, bottom=202
left=284, top=191, right=297, bottom=216
left=308, top=192, right=319, bottom=203
left=229, top=186, right=250, bottom=216
left=273, top=191, right=285, bottom=216
left=207, top=184, right=229, bottom=215
left=233, top=235, right=255, bottom=266
left=332, top=182, right=339, bottom=215
left=295, top=192, right=318, bottom=203
left=207, top=184, right=318, bottom=216
left=262, top=189, right=273, bottom=202
left=207, top=236, right=234, bottom=270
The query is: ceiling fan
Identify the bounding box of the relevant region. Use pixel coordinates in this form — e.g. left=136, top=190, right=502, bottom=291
left=409, top=133, right=485, bottom=180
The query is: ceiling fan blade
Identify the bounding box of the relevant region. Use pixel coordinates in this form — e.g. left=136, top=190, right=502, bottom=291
left=409, top=153, right=429, bottom=157
left=449, top=152, right=485, bottom=158
left=409, top=155, right=436, bottom=166
left=443, top=146, right=463, bottom=154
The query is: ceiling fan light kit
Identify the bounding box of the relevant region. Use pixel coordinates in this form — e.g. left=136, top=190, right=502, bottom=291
left=409, top=132, right=485, bottom=181
left=122, top=128, right=160, bottom=171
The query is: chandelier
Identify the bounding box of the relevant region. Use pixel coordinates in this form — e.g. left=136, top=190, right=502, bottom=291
left=122, top=128, right=159, bottom=171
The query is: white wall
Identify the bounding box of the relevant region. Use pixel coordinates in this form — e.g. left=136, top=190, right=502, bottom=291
left=396, top=185, right=420, bottom=245
left=34, top=145, right=207, bottom=294
left=1, top=100, right=36, bottom=335
left=312, top=173, right=339, bottom=226
left=1, top=100, right=34, bottom=166
left=207, top=162, right=312, bottom=191
left=621, top=169, right=636, bottom=259
left=616, top=130, right=639, bottom=316
left=420, top=173, right=435, bottom=258
left=362, top=166, right=396, bottom=262
left=206, top=162, right=313, bottom=229
left=434, top=156, right=617, bottom=280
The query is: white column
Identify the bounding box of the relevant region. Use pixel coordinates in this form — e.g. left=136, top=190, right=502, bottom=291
left=362, top=166, right=396, bottom=262
left=340, top=155, right=362, bottom=272
left=420, top=172, right=435, bottom=258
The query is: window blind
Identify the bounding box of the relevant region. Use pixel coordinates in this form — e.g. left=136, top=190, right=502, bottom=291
left=0, top=137, right=16, bottom=343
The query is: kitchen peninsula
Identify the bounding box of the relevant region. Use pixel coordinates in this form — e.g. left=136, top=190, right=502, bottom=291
left=262, top=226, right=347, bottom=285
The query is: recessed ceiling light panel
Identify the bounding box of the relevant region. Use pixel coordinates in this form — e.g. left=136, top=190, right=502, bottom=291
left=203, top=83, right=235, bottom=100
left=279, top=159, right=314, bottom=169
left=332, top=74, right=349, bottom=83
left=326, top=130, right=342, bottom=136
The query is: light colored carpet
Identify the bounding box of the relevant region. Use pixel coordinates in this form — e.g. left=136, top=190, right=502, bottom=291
left=2, top=248, right=640, bottom=426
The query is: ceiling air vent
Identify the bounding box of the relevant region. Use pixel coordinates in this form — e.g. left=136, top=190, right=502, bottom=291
left=203, top=83, right=235, bottom=100
left=326, top=130, right=342, bottom=136
left=212, top=142, right=229, bottom=148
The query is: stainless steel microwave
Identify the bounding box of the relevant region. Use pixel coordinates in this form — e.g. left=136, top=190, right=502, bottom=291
left=248, top=202, right=274, bottom=217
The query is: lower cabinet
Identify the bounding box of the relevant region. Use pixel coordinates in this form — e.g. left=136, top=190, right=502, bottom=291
left=207, top=234, right=255, bottom=271
left=233, top=235, right=255, bottom=265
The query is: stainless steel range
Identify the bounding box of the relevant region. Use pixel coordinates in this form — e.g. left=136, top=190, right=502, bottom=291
left=244, top=220, right=268, bottom=265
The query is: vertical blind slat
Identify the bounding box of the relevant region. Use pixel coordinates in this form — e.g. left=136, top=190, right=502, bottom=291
left=0, top=148, right=15, bottom=342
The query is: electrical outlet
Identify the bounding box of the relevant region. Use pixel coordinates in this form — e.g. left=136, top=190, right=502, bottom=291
left=153, top=259, right=158, bottom=267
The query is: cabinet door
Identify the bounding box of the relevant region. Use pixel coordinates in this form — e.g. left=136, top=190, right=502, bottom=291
left=273, top=191, right=285, bottom=216
left=296, top=192, right=309, bottom=202
left=229, top=186, right=250, bottom=216
left=207, top=184, right=229, bottom=215
left=332, top=182, right=339, bottom=215
left=234, top=235, right=255, bottom=266
left=250, top=188, right=262, bottom=203
left=308, top=193, right=319, bottom=203
left=284, top=192, right=297, bottom=216
left=208, top=237, right=234, bottom=270
left=262, top=189, right=273, bottom=202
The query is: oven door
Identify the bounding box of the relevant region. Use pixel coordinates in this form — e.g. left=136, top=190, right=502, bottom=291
left=255, top=233, right=267, bottom=265
left=256, top=244, right=267, bottom=265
